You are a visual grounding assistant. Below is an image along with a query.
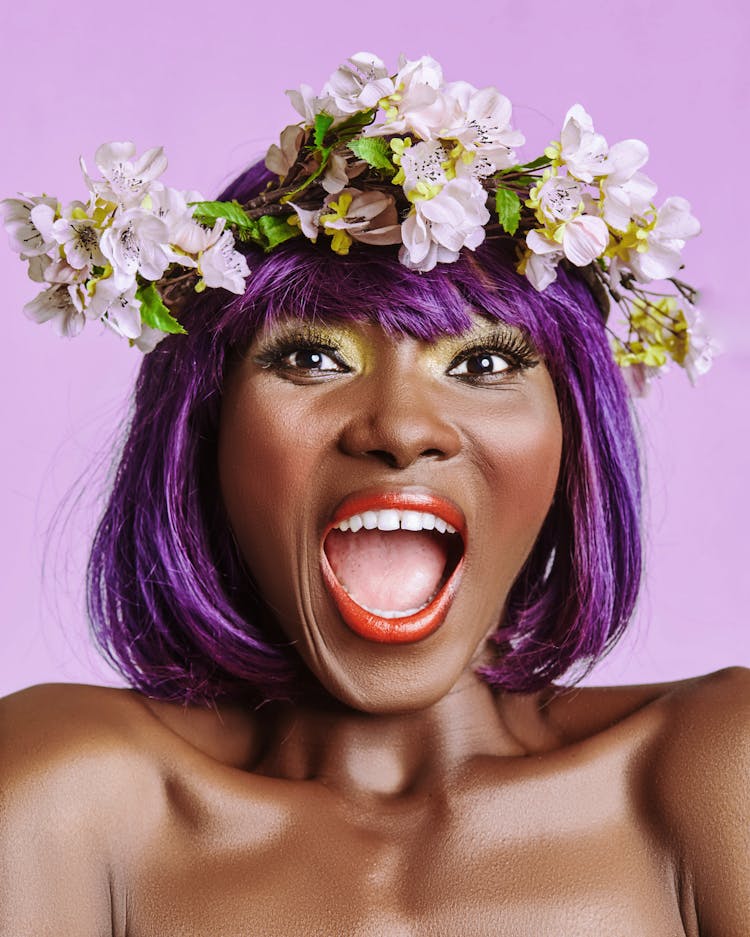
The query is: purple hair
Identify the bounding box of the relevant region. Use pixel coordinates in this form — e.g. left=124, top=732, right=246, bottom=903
left=86, top=160, right=642, bottom=704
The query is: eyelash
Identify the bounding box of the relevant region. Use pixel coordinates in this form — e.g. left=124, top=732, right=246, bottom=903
left=254, top=332, right=539, bottom=381
left=255, top=336, right=349, bottom=376
left=447, top=335, right=539, bottom=381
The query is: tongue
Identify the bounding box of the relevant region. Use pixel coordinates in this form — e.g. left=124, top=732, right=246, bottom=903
left=325, top=529, right=448, bottom=613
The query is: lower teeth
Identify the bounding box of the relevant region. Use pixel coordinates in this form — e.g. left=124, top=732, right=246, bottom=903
left=344, top=588, right=438, bottom=619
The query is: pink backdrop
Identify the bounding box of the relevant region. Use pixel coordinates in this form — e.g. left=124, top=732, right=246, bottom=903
left=1, top=0, right=747, bottom=697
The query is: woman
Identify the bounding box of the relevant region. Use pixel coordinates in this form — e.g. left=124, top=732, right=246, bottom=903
left=1, top=54, right=748, bottom=935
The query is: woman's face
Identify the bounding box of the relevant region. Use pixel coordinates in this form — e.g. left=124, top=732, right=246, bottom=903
left=218, top=312, right=562, bottom=713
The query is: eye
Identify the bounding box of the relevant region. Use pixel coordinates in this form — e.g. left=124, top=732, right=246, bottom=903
left=448, top=351, right=512, bottom=377
left=254, top=336, right=352, bottom=380
left=282, top=347, right=344, bottom=372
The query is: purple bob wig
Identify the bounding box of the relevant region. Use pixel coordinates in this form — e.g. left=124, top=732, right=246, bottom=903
left=87, top=160, right=642, bottom=705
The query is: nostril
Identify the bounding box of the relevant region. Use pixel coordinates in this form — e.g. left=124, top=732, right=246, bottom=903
left=364, top=447, right=448, bottom=469
left=366, top=449, right=400, bottom=469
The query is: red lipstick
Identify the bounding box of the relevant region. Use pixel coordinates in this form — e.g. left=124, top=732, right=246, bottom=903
left=321, top=490, right=466, bottom=644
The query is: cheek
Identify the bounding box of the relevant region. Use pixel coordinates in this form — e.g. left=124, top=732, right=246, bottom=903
left=470, top=384, right=562, bottom=564
left=217, top=382, right=322, bottom=588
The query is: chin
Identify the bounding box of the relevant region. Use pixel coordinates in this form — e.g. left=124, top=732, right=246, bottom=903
left=296, top=628, right=478, bottom=715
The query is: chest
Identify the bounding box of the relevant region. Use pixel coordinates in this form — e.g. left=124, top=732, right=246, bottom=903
left=123, top=772, right=688, bottom=937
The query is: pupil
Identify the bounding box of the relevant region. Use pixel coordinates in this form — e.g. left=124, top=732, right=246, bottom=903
left=297, top=350, right=323, bottom=368
left=468, top=354, right=494, bottom=374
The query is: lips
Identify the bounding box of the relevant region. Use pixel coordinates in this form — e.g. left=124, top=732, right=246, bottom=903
left=320, top=490, right=466, bottom=644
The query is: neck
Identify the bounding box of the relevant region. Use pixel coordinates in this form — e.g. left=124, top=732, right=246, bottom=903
left=251, top=670, right=553, bottom=799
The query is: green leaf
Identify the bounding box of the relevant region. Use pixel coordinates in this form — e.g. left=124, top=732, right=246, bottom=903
left=313, top=113, right=335, bottom=148
left=347, top=137, right=395, bottom=176
left=519, top=154, right=551, bottom=171
left=333, top=107, right=377, bottom=140
left=505, top=174, right=538, bottom=187
left=255, top=214, right=301, bottom=251
left=280, top=148, right=332, bottom=204
left=495, top=188, right=522, bottom=236
left=189, top=199, right=255, bottom=234
left=136, top=282, right=187, bottom=334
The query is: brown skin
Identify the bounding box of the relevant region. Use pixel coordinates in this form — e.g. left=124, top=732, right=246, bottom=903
left=1, top=317, right=748, bottom=936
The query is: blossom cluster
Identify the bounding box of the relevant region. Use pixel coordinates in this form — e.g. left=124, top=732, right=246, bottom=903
left=3, top=53, right=711, bottom=391
left=515, top=104, right=712, bottom=392
left=261, top=52, right=711, bottom=392
left=281, top=52, right=523, bottom=272
left=2, top=143, right=249, bottom=349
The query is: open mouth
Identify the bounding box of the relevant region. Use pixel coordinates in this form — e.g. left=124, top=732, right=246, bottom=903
left=320, top=492, right=466, bottom=644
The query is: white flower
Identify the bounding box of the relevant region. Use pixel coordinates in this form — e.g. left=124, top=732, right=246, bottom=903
left=1, top=194, right=58, bottom=256
left=626, top=196, right=701, bottom=282
left=536, top=175, right=586, bottom=223
left=99, top=209, right=171, bottom=290
left=26, top=254, right=52, bottom=283
left=323, top=52, right=395, bottom=114
left=83, top=142, right=168, bottom=208
left=290, top=203, right=322, bottom=242
left=442, top=81, right=524, bottom=169
left=559, top=104, right=610, bottom=182
left=453, top=151, right=496, bottom=182
left=87, top=277, right=142, bottom=339
left=321, top=152, right=350, bottom=194
left=399, top=212, right=460, bottom=271
left=198, top=230, right=250, bottom=293
left=683, top=305, right=717, bottom=383
left=24, top=284, right=85, bottom=338
left=394, top=54, right=444, bottom=97
left=147, top=185, right=222, bottom=259
left=369, top=55, right=448, bottom=140
left=43, top=258, right=89, bottom=285
left=265, top=124, right=305, bottom=178
left=523, top=231, right=564, bottom=290
left=399, top=140, right=450, bottom=192
left=27, top=202, right=58, bottom=245
left=50, top=205, right=107, bottom=270
left=132, top=325, right=168, bottom=353
left=399, top=138, right=495, bottom=193
left=526, top=208, right=608, bottom=275
left=399, top=176, right=489, bottom=272
left=320, top=189, right=401, bottom=247
left=286, top=84, right=344, bottom=125
left=600, top=139, right=656, bottom=231
left=560, top=214, right=609, bottom=266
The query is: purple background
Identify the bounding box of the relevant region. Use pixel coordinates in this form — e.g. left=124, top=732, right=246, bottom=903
left=1, top=0, right=747, bottom=697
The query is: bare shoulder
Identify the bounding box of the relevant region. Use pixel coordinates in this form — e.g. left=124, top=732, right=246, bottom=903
left=547, top=665, right=749, bottom=779
left=0, top=681, right=260, bottom=799
left=647, top=668, right=750, bottom=936
left=0, top=682, right=165, bottom=781
left=0, top=683, right=169, bottom=935
left=0, top=682, right=169, bottom=841
left=647, top=666, right=750, bottom=811
left=540, top=670, right=704, bottom=743
left=545, top=669, right=749, bottom=933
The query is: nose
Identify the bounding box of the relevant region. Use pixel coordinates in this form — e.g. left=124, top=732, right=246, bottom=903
left=337, top=374, right=462, bottom=470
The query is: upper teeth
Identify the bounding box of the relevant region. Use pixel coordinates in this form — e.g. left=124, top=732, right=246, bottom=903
left=334, top=509, right=457, bottom=534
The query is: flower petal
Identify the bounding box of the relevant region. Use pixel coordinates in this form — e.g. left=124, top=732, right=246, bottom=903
left=562, top=215, right=609, bottom=266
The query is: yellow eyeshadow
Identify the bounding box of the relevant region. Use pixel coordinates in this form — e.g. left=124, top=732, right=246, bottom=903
left=422, top=325, right=536, bottom=365
left=253, top=318, right=537, bottom=372
left=255, top=320, right=368, bottom=368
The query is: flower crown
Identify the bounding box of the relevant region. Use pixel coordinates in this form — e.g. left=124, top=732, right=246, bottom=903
left=3, top=52, right=714, bottom=394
